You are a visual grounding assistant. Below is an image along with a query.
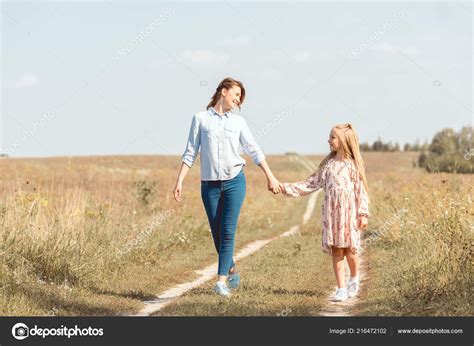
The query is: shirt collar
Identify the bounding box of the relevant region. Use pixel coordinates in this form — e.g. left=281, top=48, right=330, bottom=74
left=208, top=107, right=231, bottom=118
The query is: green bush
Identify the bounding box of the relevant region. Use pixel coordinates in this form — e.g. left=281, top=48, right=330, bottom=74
left=419, top=126, right=474, bottom=174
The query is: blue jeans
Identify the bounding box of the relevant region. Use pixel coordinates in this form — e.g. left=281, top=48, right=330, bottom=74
left=201, top=169, right=246, bottom=276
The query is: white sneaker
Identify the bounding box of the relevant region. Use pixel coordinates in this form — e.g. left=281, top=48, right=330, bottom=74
left=333, top=288, right=348, bottom=302
left=214, top=282, right=231, bottom=297
left=348, top=279, right=360, bottom=298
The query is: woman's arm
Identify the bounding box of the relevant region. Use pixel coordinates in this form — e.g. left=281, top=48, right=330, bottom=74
left=173, top=162, right=191, bottom=202
left=239, top=119, right=280, bottom=194
left=258, top=159, right=281, bottom=194
left=174, top=114, right=200, bottom=203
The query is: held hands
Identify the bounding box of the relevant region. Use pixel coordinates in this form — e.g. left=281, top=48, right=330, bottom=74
left=267, top=177, right=282, bottom=195
left=357, top=215, right=368, bottom=230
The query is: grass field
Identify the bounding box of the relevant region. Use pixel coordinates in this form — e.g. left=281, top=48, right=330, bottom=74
left=1, top=152, right=473, bottom=316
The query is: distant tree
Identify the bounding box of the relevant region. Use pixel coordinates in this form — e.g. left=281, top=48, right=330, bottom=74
left=412, top=139, right=421, bottom=151
left=419, top=126, right=473, bottom=174
left=429, top=128, right=457, bottom=155
left=360, top=142, right=371, bottom=151
left=457, top=126, right=473, bottom=154
left=418, top=152, right=428, bottom=167
left=404, top=143, right=412, bottom=151
left=361, top=140, right=400, bottom=152
left=372, top=138, right=383, bottom=151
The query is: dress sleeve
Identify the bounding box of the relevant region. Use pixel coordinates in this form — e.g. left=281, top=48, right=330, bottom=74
left=282, top=165, right=327, bottom=197
left=355, top=173, right=370, bottom=217
left=181, top=114, right=201, bottom=168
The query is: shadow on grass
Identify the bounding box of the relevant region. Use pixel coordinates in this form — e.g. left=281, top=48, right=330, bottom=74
left=87, top=286, right=157, bottom=301
left=17, top=284, right=119, bottom=316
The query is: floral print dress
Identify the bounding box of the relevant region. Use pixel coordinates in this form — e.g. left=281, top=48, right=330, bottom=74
left=282, top=157, right=370, bottom=255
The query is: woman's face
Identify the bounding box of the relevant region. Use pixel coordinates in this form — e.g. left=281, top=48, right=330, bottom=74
left=221, top=86, right=242, bottom=111
left=328, top=129, right=340, bottom=151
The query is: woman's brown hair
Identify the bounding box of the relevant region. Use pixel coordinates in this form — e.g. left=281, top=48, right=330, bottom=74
left=207, top=77, right=246, bottom=111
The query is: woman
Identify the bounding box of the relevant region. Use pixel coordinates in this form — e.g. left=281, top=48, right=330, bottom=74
left=173, top=77, right=281, bottom=297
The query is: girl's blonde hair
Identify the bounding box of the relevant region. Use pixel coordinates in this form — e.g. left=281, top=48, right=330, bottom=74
left=317, top=123, right=369, bottom=192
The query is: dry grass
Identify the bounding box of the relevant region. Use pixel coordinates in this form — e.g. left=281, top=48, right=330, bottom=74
left=1, top=152, right=472, bottom=316
left=0, top=155, right=308, bottom=316
left=153, top=192, right=335, bottom=316
left=356, top=171, right=473, bottom=316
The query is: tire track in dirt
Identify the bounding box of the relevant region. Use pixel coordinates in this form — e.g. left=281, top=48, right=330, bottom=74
left=128, top=191, right=320, bottom=317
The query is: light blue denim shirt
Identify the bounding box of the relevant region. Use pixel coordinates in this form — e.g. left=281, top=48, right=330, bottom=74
left=182, top=107, right=265, bottom=181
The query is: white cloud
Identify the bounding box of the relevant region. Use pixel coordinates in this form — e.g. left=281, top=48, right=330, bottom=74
left=179, top=49, right=229, bottom=65
left=2, top=73, right=39, bottom=89
left=217, top=36, right=251, bottom=48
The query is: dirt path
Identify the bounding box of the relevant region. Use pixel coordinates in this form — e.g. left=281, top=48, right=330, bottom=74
left=319, top=256, right=367, bottom=317
left=128, top=191, right=320, bottom=317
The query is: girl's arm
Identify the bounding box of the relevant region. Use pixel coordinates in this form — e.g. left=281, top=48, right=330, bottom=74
left=355, top=174, right=370, bottom=229
left=281, top=168, right=325, bottom=198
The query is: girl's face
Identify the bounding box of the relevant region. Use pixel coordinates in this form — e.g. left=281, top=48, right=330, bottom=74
left=328, top=129, right=340, bottom=151
left=221, top=86, right=241, bottom=111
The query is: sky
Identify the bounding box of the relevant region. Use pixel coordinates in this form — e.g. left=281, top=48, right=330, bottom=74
left=1, top=1, right=472, bottom=158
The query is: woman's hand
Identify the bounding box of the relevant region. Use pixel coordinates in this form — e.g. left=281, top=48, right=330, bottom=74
left=258, top=160, right=282, bottom=195
left=357, top=215, right=368, bottom=230
left=173, top=182, right=183, bottom=203
left=173, top=163, right=191, bottom=203
left=267, top=177, right=281, bottom=194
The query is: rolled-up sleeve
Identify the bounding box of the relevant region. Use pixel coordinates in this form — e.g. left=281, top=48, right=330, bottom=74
left=239, top=118, right=265, bottom=165
left=181, top=114, right=201, bottom=168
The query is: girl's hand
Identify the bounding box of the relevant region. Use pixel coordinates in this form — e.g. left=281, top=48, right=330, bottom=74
left=279, top=182, right=286, bottom=194
left=358, top=215, right=368, bottom=230
left=173, top=182, right=183, bottom=203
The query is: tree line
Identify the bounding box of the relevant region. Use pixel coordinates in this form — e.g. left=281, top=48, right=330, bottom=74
left=360, top=139, right=429, bottom=152
left=360, top=126, right=473, bottom=173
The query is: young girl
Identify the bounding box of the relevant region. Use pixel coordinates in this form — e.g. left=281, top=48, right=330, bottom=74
left=280, top=123, right=370, bottom=302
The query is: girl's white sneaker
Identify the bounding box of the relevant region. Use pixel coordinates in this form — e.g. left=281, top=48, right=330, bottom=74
left=347, top=279, right=360, bottom=298
left=333, top=288, right=349, bottom=302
